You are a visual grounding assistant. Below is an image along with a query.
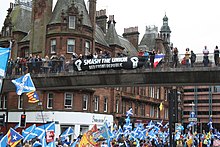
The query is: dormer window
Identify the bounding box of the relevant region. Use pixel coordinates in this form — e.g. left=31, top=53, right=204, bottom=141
left=69, top=16, right=76, bottom=29
left=5, top=26, right=10, bottom=36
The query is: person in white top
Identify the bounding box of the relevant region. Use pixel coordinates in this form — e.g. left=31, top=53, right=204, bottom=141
left=203, top=46, right=209, bottom=67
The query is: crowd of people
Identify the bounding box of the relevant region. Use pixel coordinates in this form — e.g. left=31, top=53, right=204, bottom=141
left=6, top=46, right=220, bottom=76
left=171, top=45, right=219, bottom=68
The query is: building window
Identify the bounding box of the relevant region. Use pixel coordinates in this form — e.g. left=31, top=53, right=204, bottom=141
left=0, top=95, right=7, bottom=109
left=140, top=104, right=145, bottom=116
left=104, top=96, right=108, bottom=112
left=116, top=99, right=119, bottom=113
left=156, top=107, right=159, bottom=118
left=156, top=87, right=160, bottom=99
left=67, top=39, right=75, bottom=53
left=94, top=96, right=99, bottom=112
left=83, top=94, right=89, bottom=110
left=64, top=93, right=73, bottom=109
left=47, top=93, right=53, bottom=109
left=165, top=108, right=168, bottom=119
left=50, top=39, right=56, bottom=54
left=69, top=16, right=76, bottom=29
left=18, top=96, right=23, bottom=109
left=164, top=89, right=168, bottom=101
left=85, top=41, right=91, bottom=55
left=149, top=87, right=155, bottom=98
left=122, top=101, right=126, bottom=114
left=140, top=87, right=146, bottom=96
left=150, top=105, right=155, bottom=117
left=134, top=103, right=138, bottom=115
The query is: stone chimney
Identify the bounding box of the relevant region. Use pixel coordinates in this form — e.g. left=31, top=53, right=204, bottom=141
left=123, top=26, right=139, bottom=49
left=30, top=0, right=53, bottom=56
left=107, top=15, right=116, bottom=28
left=89, top=0, right=97, bottom=29
left=155, top=33, right=165, bottom=54
left=96, top=9, right=107, bottom=33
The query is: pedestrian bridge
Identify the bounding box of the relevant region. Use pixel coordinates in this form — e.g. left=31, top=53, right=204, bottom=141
left=2, top=66, right=220, bottom=92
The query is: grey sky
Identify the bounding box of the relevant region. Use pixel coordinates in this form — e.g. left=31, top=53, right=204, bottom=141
left=1, top=0, right=220, bottom=54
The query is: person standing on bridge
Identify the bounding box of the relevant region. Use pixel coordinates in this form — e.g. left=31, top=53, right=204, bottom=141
left=173, top=47, right=179, bottom=68
left=214, top=45, right=219, bottom=66
left=203, top=46, right=209, bottom=67
left=190, top=50, right=196, bottom=67
left=185, top=48, right=190, bottom=67
left=149, top=49, right=156, bottom=68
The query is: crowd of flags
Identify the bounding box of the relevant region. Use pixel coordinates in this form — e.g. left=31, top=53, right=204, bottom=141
left=0, top=108, right=220, bottom=146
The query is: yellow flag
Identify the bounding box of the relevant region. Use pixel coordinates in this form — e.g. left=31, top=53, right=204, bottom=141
left=159, top=102, right=163, bottom=111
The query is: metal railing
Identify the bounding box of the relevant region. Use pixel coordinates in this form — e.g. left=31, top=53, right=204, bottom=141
left=5, top=53, right=219, bottom=77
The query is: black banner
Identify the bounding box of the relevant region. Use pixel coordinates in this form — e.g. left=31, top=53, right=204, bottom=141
left=73, top=57, right=144, bottom=71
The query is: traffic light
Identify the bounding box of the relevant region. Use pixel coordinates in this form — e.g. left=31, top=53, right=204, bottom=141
left=0, top=114, right=5, bottom=126
left=20, top=114, right=26, bottom=128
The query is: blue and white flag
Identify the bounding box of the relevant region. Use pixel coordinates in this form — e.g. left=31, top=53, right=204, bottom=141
left=34, top=122, right=55, bottom=140
left=126, top=108, right=133, bottom=117
left=60, top=127, right=74, bottom=141
left=0, top=47, right=11, bottom=77
left=22, top=124, right=36, bottom=143
left=12, top=73, right=36, bottom=95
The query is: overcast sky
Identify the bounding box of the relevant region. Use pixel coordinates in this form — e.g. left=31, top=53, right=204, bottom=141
left=1, top=0, right=220, bottom=54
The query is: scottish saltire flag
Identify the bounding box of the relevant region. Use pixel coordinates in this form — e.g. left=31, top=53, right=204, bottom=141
left=60, top=127, right=74, bottom=141
left=33, top=122, right=55, bottom=140
left=7, top=128, right=24, bottom=147
left=157, top=120, right=163, bottom=127
left=154, top=54, right=165, bottom=68
left=0, top=47, right=11, bottom=77
left=126, top=108, right=133, bottom=117
left=12, top=73, right=36, bottom=95
left=26, top=91, right=39, bottom=103
left=22, top=124, right=36, bottom=143
left=146, top=120, right=155, bottom=130
left=163, top=122, right=169, bottom=129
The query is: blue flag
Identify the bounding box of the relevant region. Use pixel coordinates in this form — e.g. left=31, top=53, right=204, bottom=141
left=126, top=108, right=133, bottom=117
left=12, top=73, right=36, bottom=95
left=34, top=122, right=55, bottom=140
left=0, top=47, right=11, bottom=77
left=0, top=134, right=8, bottom=147
left=60, top=127, right=74, bottom=141
left=22, top=124, right=36, bottom=143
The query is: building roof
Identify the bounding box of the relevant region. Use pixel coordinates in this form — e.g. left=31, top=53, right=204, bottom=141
left=20, top=31, right=31, bottom=42
left=10, top=5, right=32, bottom=33
left=139, top=33, right=157, bottom=51
left=95, top=25, right=109, bottom=47
left=105, top=21, right=121, bottom=46
left=49, top=0, right=92, bottom=27
left=118, top=36, right=138, bottom=56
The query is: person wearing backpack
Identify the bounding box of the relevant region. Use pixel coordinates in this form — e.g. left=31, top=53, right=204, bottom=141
left=190, top=50, right=196, bottom=67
